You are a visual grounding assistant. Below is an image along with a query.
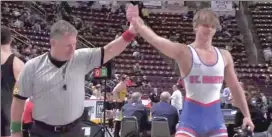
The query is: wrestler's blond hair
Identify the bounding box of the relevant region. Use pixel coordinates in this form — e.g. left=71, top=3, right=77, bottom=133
left=193, top=8, right=220, bottom=29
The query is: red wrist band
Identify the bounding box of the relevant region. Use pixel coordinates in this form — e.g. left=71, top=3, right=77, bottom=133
left=122, top=30, right=136, bottom=42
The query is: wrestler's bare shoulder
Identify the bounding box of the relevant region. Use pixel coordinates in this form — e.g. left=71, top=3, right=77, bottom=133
left=173, top=42, right=191, bottom=58
left=217, top=48, right=232, bottom=66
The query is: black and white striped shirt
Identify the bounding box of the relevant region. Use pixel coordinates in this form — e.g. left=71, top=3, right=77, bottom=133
left=17, top=48, right=103, bottom=125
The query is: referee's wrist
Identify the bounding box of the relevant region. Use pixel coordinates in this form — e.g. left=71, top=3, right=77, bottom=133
left=10, top=121, right=22, bottom=133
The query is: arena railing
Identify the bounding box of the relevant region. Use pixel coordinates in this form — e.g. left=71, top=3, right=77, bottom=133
left=9, top=27, right=31, bottom=43
left=78, top=35, right=95, bottom=48
left=12, top=35, right=31, bottom=48
left=28, top=2, right=47, bottom=18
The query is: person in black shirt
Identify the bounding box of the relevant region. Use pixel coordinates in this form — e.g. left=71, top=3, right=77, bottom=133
left=1, top=26, right=24, bottom=137
left=235, top=92, right=270, bottom=132
left=105, top=92, right=115, bottom=129
left=149, top=88, right=160, bottom=103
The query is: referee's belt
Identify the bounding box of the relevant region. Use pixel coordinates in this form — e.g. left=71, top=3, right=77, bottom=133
left=33, top=117, right=81, bottom=133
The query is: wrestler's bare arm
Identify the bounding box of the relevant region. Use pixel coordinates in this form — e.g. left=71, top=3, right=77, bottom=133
left=11, top=58, right=25, bottom=127
left=131, top=17, right=187, bottom=60
left=222, top=50, right=251, bottom=118
left=13, top=57, right=24, bottom=81
left=103, top=25, right=136, bottom=63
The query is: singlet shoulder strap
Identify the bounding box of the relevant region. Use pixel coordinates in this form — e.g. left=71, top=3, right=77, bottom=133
left=5, top=54, right=15, bottom=65
left=214, top=47, right=224, bottom=65
left=187, top=44, right=201, bottom=63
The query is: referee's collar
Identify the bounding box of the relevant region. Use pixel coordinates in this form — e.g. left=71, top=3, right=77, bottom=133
left=48, top=52, right=67, bottom=68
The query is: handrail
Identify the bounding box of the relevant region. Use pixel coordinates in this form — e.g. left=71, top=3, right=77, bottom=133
left=9, top=28, right=31, bottom=42
left=12, top=35, right=31, bottom=47
left=78, top=35, right=95, bottom=48
left=78, top=40, right=89, bottom=49
left=30, top=2, right=46, bottom=17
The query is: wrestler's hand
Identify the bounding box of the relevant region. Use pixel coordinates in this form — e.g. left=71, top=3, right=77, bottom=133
left=126, top=4, right=139, bottom=22
left=11, top=132, right=22, bottom=137
left=242, top=117, right=255, bottom=132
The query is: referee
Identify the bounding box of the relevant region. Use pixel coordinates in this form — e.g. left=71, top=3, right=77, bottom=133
left=10, top=20, right=136, bottom=137
left=1, top=26, right=24, bottom=137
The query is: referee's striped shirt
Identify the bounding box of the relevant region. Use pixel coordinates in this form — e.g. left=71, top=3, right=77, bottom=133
left=15, top=47, right=104, bottom=125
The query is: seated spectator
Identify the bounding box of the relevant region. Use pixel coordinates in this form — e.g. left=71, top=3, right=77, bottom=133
left=122, top=92, right=149, bottom=132
left=142, top=76, right=151, bottom=88
left=131, top=40, right=138, bottom=48
left=133, top=63, right=142, bottom=75
left=135, top=77, right=142, bottom=87
left=151, top=92, right=179, bottom=135
left=132, top=51, right=142, bottom=61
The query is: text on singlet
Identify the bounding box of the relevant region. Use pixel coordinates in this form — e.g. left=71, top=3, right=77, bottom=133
left=189, top=75, right=224, bottom=84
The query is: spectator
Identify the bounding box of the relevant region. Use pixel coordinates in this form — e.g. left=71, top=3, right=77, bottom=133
left=132, top=51, right=142, bottom=60
left=32, top=22, right=41, bottom=31
left=235, top=92, right=270, bottom=132
left=125, top=76, right=133, bottom=87
left=263, top=45, right=272, bottom=62
left=151, top=92, right=179, bottom=136
left=131, top=40, right=138, bottom=48
left=142, top=76, right=151, bottom=88
left=122, top=92, right=149, bottom=134
left=133, top=62, right=142, bottom=75
left=135, top=77, right=142, bottom=87
left=13, top=19, right=23, bottom=28
left=171, top=85, right=183, bottom=114
left=149, top=88, right=160, bottom=103
left=222, top=87, right=232, bottom=108
left=261, top=93, right=268, bottom=106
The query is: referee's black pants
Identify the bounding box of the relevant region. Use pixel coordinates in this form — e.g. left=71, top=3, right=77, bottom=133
left=30, top=121, right=86, bottom=137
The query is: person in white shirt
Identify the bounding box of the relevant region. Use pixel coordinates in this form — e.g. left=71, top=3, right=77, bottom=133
left=222, top=87, right=231, bottom=108
left=171, top=85, right=183, bottom=114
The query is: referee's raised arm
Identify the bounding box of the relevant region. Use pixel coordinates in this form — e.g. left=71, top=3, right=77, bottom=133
left=75, top=23, right=137, bottom=74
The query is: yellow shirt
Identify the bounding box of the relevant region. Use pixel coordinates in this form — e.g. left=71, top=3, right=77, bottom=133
left=119, top=89, right=127, bottom=101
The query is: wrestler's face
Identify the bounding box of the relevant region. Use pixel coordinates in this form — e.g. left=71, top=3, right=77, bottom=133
left=193, top=9, right=219, bottom=40
left=51, top=34, right=77, bottom=61
left=195, top=24, right=216, bottom=39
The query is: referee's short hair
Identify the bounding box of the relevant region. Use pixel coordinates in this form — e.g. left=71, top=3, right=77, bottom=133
left=1, top=26, right=12, bottom=45
left=50, top=20, right=78, bottom=39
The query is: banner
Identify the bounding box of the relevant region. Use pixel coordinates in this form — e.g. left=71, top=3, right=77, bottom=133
left=211, top=1, right=233, bottom=11
left=143, top=1, right=162, bottom=8
left=84, top=99, right=104, bottom=123
left=84, top=99, right=151, bottom=123
left=166, top=1, right=184, bottom=10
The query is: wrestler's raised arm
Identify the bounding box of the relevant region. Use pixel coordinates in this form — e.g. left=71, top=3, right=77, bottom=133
left=127, top=5, right=187, bottom=60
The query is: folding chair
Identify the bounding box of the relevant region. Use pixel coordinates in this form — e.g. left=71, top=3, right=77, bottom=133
left=151, top=117, right=171, bottom=137
left=120, top=116, right=139, bottom=137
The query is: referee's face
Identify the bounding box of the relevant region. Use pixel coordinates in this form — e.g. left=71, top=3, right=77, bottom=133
left=53, top=34, right=77, bottom=61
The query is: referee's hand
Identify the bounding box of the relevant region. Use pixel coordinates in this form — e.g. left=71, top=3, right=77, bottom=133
left=11, top=132, right=22, bottom=137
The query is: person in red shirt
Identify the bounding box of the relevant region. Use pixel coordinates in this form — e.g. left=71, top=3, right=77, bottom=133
left=22, top=99, right=34, bottom=137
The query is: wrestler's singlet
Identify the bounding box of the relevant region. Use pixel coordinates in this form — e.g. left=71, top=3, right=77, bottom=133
left=176, top=45, right=227, bottom=137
